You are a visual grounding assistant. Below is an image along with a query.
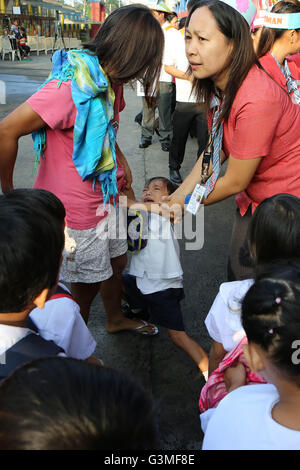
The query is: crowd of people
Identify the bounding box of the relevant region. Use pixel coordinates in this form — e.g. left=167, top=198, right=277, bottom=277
left=0, top=0, right=300, bottom=450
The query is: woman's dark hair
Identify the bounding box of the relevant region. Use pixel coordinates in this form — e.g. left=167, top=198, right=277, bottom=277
left=186, top=0, right=259, bottom=126
left=249, top=194, right=300, bottom=266
left=146, top=176, right=179, bottom=195
left=179, top=16, right=187, bottom=29
left=0, top=357, right=159, bottom=450
left=257, top=1, right=300, bottom=58
left=4, top=188, right=66, bottom=225
left=242, top=262, right=300, bottom=385
left=84, top=4, right=164, bottom=98
left=0, top=195, right=64, bottom=313
left=166, top=12, right=178, bottom=23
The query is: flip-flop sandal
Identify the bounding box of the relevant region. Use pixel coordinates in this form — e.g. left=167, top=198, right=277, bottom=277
left=131, top=319, right=159, bottom=336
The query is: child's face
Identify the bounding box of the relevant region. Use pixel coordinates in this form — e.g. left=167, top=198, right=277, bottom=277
left=142, top=179, right=169, bottom=204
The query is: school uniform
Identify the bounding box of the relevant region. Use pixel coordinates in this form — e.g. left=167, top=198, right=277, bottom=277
left=202, top=384, right=300, bottom=450
left=123, top=213, right=185, bottom=331
left=29, top=282, right=96, bottom=359
left=0, top=321, right=65, bottom=383
left=259, top=52, right=300, bottom=101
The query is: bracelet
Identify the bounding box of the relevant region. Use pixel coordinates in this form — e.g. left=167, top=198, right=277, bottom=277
left=185, top=194, right=192, bottom=205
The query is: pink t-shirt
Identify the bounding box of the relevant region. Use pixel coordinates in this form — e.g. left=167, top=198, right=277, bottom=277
left=209, top=65, right=300, bottom=215
left=27, top=79, right=125, bottom=230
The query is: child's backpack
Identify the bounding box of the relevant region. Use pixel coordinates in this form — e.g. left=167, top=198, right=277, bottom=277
left=0, top=331, right=64, bottom=383
left=127, top=209, right=148, bottom=254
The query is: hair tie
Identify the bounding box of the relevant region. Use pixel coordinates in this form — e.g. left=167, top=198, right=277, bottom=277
left=275, top=297, right=281, bottom=304
left=268, top=328, right=274, bottom=335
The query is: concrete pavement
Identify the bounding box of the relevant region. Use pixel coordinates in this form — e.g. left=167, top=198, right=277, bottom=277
left=0, top=54, right=236, bottom=450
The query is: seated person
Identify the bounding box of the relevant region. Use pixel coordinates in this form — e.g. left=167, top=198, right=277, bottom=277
left=16, top=27, right=30, bottom=59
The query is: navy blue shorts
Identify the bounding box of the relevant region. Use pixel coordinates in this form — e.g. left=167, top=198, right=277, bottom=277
left=122, top=274, right=185, bottom=331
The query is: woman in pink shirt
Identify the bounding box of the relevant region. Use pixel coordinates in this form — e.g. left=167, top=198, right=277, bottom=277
left=166, top=0, right=300, bottom=281
left=257, top=1, right=300, bottom=104
left=0, top=5, right=163, bottom=335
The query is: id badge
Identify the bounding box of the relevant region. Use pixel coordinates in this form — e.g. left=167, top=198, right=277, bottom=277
left=186, top=184, right=205, bottom=215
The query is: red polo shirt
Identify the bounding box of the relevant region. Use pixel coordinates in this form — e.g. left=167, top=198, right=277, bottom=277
left=259, top=52, right=300, bottom=98
left=215, top=64, right=300, bottom=215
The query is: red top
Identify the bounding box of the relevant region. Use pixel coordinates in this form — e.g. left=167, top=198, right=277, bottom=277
left=259, top=52, right=300, bottom=98
left=210, top=64, right=300, bottom=215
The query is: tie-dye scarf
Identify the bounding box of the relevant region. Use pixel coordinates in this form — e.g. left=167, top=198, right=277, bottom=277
left=32, top=49, right=117, bottom=207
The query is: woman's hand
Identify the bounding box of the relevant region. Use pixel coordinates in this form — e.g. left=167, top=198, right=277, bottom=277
left=161, top=193, right=186, bottom=223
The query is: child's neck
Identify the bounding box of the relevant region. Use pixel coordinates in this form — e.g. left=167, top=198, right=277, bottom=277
left=0, top=310, right=30, bottom=328
left=272, top=377, right=300, bottom=430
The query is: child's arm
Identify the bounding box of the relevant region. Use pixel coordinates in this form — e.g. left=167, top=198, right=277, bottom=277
left=223, top=362, right=247, bottom=393
left=208, top=340, right=227, bottom=375
left=120, top=194, right=180, bottom=220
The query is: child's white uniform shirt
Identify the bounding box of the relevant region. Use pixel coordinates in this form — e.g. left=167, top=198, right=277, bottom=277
left=128, top=214, right=183, bottom=295
left=30, top=283, right=96, bottom=359
left=205, top=279, right=254, bottom=351
left=0, top=324, right=32, bottom=358
left=0, top=323, right=66, bottom=359
left=202, top=384, right=300, bottom=450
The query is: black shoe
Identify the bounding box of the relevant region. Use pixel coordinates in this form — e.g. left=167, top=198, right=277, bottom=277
left=139, top=139, right=152, bottom=149
left=169, top=169, right=182, bottom=184
left=161, top=142, right=170, bottom=152
left=134, top=112, right=143, bottom=126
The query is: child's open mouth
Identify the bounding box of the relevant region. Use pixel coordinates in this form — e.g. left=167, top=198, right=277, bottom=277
left=143, top=198, right=154, bottom=203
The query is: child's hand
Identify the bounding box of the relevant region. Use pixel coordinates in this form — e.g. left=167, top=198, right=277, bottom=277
left=223, top=362, right=247, bottom=393
left=119, top=191, right=137, bottom=209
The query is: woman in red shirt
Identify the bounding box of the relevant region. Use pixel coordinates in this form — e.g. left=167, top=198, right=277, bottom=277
left=257, top=1, right=300, bottom=104
left=166, top=0, right=300, bottom=281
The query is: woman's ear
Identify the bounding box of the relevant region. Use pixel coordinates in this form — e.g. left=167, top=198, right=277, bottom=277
left=243, top=342, right=264, bottom=373
left=32, top=288, right=50, bottom=309
left=289, top=29, right=296, bottom=44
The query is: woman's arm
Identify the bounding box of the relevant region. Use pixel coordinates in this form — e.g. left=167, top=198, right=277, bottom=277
left=115, top=142, right=133, bottom=190
left=166, top=153, right=261, bottom=208
left=164, top=64, right=193, bottom=82
left=203, top=154, right=262, bottom=206
left=0, top=102, right=45, bottom=192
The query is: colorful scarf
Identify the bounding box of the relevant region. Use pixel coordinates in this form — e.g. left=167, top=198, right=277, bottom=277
left=32, top=49, right=117, bottom=207
left=204, top=95, right=224, bottom=197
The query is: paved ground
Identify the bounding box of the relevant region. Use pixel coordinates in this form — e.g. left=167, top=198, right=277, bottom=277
left=0, top=54, right=236, bottom=450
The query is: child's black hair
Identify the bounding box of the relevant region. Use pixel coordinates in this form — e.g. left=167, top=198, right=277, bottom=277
left=0, top=194, right=64, bottom=313
left=0, top=357, right=160, bottom=450
left=249, top=194, right=300, bottom=266
left=4, top=188, right=65, bottom=224
left=145, top=177, right=179, bottom=195
left=242, top=261, right=300, bottom=386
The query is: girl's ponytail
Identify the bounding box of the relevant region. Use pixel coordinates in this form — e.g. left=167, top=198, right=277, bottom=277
left=242, top=263, right=300, bottom=384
